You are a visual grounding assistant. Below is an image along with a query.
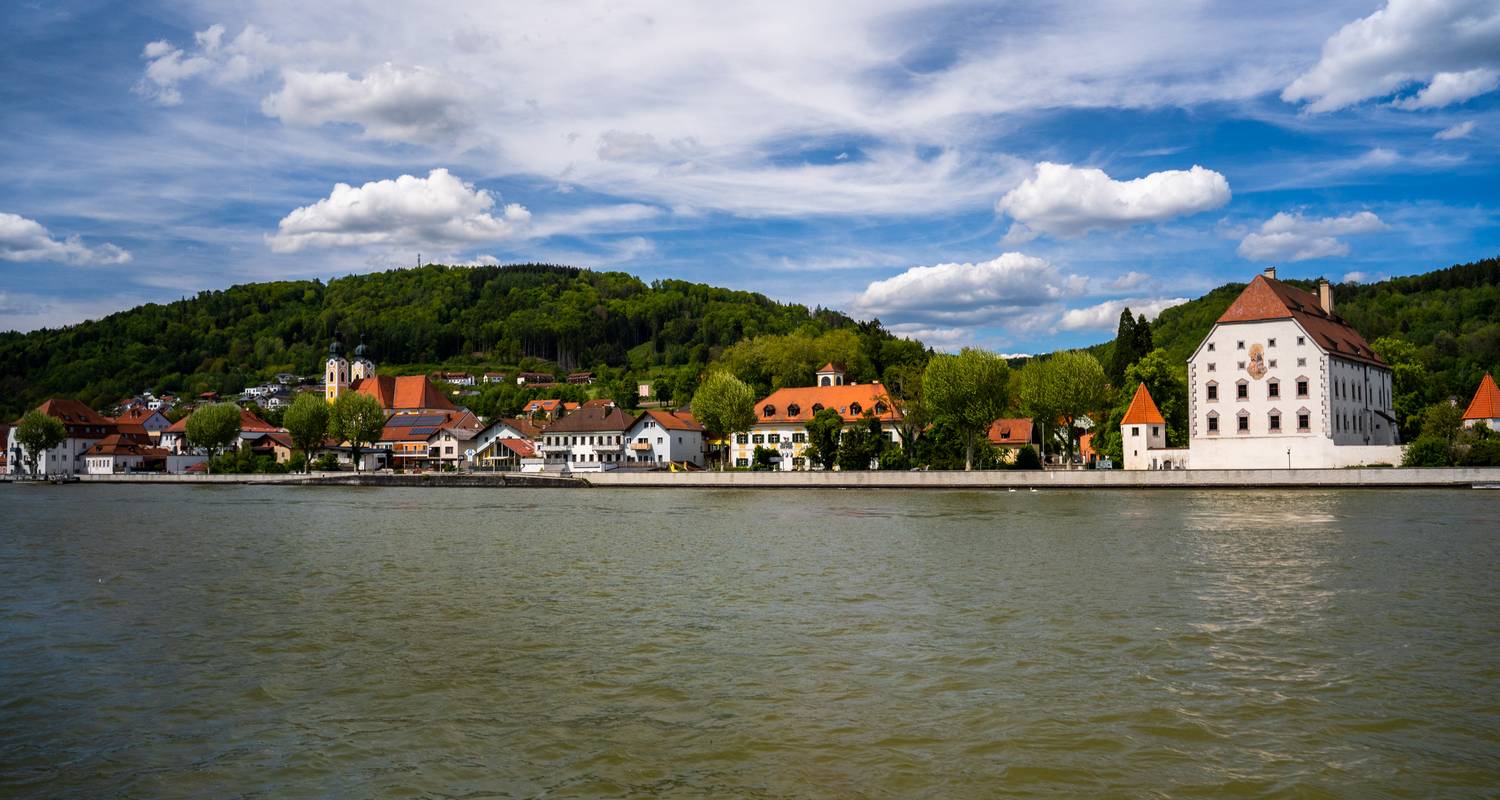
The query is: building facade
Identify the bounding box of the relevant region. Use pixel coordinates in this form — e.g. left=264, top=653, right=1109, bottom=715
left=730, top=366, right=902, bottom=470
left=624, top=410, right=706, bottom=468
left=5, top=399, right=119, bottom=476
left=539, top=407, right=636, bottom=471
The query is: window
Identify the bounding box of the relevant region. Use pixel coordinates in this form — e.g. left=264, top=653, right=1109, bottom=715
left=735, top=458, right=749, bottom=467
left=1207, top=414, right=1219, bottom=433
left=1237, top=340, right=1245, bottom=350
left=1297, top=336, right=1306, bottom=346
left=1269, top=413, right=1281, bottom=431
left=735, top=434, right=749, bottom=445
left=1207, top=363, right=1216, bottom=372
left=1297, top=357, right=1306, bottom=367
left=1268, top=338, right=1276, bottom=348
left=751, top=434, right=764, bottom=444
left=1208, top=343, right=1216, bottom=352
left=1268, top=359, right=1277, bottom=368
left=1151, top=426, right=1160, bottom=437
left=1268, top=380, right=1280, bottom=399
left=792, top=432, right=806, bottom=443
left=874, top=402, right=888, bottom=415
left=1206, top=382, right=1218, bottom=401
left=1297, top=379, right=1309, bottom=398
left=811, top=403, right=824, bottom=413
left=768, top=433, right=781, bottom=444
left=792, top=457, right=805, bottom=468
left=1238, top=361, right=1246, bottom=370
left=762, top=404, right=776, bottom=418
left=787, top=403, right=801, bottom=417
left=1131, top=426, right=1140, bottom=437
left=1238, top=415, right=1249, bottom=432
left=1236, top=382, right=1248, bottom=400
left=849, top=402, right=863, bottom=416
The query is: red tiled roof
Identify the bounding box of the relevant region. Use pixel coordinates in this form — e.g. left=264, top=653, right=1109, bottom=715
left=1216, top=275, right=1385, bottom=367
left=496, top=438, right=537, bottom=458
left=486, top=417, right=541, bottom=439
left=1463, top=373, right=1500, bottom=420
left=379, top=410, right=480, bottom=443
left=165, top=416, right=189, bottom=433
left=32, top=399, right=117, bottom=438
left=639, top=409, right=705, bottom=432
left=752, top=383, right=900, bottom=426
left=353, top=375, right=456, bottom=411
left=239, top=409, right=279, bottom=433
left=1121, top=383, right=1166, bottom=425
left=816, top=362, right=843, bottom=373
left=543, top=407, right=636, bottom=433
left=582, top=398, right=616, bottom=409
left=986, top=417, right=1034, bottom=447
left=83, top=434, right=168, bottom=458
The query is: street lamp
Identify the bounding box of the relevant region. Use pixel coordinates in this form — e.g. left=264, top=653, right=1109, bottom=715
left=1286, top=448, right=1291, bottom=470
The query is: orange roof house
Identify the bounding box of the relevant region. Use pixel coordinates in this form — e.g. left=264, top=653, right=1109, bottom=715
left=27, top=399, right=117, bottom=440
left=352, top=374, right=456, bottom=413
left=1215, top=273, right=1385, bottom=367
left=637, top=409, right=705, bottom=432
left=751, top=382, right=900, bottom=427
left=1463, top=373, right=1500, bottom=424
left=1121, top=383, right=1166, bottom=426
left=986, top=417, right=1035, bottom=448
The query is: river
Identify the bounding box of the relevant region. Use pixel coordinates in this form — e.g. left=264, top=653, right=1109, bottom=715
left=2, top=485, right=1497, bottom=797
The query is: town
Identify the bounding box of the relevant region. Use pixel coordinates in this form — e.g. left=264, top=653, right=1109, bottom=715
left=6, top=270, right=1499, bottom=479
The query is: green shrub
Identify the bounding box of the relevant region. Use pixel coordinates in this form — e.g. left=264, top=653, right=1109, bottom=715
left=1013, top=445, right=1042, bottom=470
left=878, top=448, right=910, bottom=471
left=1402, top=436, right=1452, bottom=467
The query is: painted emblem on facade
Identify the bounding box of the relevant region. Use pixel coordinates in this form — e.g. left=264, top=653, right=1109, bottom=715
left=1247, top=343, right=1267, bottom=379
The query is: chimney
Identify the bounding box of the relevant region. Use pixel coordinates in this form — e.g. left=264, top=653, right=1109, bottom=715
left=1318, top=278, right=1333, bottom=315
left=1263, top=266, right=1277, bottom=280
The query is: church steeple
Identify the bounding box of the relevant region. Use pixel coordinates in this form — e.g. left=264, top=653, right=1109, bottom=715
left=350, top=339, right=376, bottom=382
left=325, top=339, right=350, bottom=402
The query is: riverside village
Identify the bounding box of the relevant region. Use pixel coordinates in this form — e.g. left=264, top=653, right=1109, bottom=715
left=6, top=269, right=1500, bottom=481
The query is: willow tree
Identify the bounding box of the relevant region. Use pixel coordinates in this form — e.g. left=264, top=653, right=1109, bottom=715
left=922, top=348, right=1010, bottom=471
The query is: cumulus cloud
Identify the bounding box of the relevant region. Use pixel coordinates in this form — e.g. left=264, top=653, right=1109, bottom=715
left=0, top=212, right=132, bottom=266
left=1057, top=297, right=1187, bottom=332
left=262, top=65, right=470, bottom=143
left=1236, top=210, right=1386, bottom=262
left=135, top=23, right=284, bottom=105
left=1392, top=67, right=1500, bottom=109
left=996, top=162, right=1230, bottom=241
left=267, top=169, right=531, bottom=253
left=852, top=252, right=1084, bottom=325
left=1434, top=120, right=1477, bottom=139
left=1283, top=0, right=1500, bottom=112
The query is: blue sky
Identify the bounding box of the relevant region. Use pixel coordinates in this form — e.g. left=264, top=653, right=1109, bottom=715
left=2, top=0, right=1497, bottom=354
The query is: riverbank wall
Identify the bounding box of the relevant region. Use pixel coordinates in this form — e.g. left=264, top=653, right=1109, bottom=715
left=6, top=467, right=1498, bottom=488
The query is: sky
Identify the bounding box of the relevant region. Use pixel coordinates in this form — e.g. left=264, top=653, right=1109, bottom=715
left=2, top=0, right=1498, bottom=354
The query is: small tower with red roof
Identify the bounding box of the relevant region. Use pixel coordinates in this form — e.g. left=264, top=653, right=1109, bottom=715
left=1463, top=373, right=1500, bottom=431
left=1121, top=382, right=1167, bottom=470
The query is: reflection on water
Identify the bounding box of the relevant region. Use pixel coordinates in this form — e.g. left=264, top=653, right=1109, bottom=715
left=2, top=485, right=1498, bottom=797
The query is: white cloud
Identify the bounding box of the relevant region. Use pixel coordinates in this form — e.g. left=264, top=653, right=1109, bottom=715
left=1057, top=297, right=1187, bottom=332
left=996, top=162, right=1230, bottom=241
left=1108, top=270, right=1151, bottom=291
left=0, top=212, right=132, bottom=266
left=1283, top=0, right=1500, bottom=112
left=262, top=65, right=471, bottom=143
left=1393, top=67, right=1500, bottom=109
left=267, top=168, right=531, bottom=253
left=1236, top=210, right=1386, bottom=262
left=853, top=252, right=1084, bottom=325
left=1342, top=271, right=1370, bottom=283
left=1434, top=120, right=1477, bottom=140
left=135, top=24, right=287, bottom=105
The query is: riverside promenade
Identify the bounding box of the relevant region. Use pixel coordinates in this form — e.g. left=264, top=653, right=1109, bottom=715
left=6, top=467, right=1498, bottom=488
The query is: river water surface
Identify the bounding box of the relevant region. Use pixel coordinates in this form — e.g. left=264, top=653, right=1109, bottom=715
left=2, top=485, right=1498, bottom=797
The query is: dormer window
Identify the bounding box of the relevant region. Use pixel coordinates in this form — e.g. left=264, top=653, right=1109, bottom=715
left=811, top=403, right=824, bottom=413
left=787, top=403, right=801, bottom=417
left=762, top=404, right=776, bottom=418
left=874, top=402, right=888, bottom=414
left=849, top=402, right=863, bottom=416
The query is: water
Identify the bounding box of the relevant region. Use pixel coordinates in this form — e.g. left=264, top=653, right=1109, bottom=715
left=2, top=485, right=1498, bottom=797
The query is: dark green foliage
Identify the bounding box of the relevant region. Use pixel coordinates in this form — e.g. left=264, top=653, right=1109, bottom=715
left=803, top=407, right=844, bottom=469
left=1013, top=445, right=1042, bottom=470
left=877, top=447, right=910, bottom=471
left=1401, top=436, right=1452, bottom=467
left=312, top=453, right=340, bottom=471
left=0, top=263, right=875, bottom=420
left=14, top=410, right=66, bottom=475
left=209, top=448, right=289, bottom=474
left=751, top=445, right=778, bottom=470
left=1458, top=426, right=1500, bottom=467
left=836, top=414, right=887, bottom=471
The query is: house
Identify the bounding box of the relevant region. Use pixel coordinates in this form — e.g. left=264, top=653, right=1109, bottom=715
left=730, top=365, right=901, bottom=470
left=522, top=398, right=569, bottom=421
left=986, top=417, right=1038, bottom=463
left=1175, top=267, right=1401, bottom=469
left=623, top=409, right=706, bottom=468
left=516, top=372, right=556, bottom=386
left=432, top=371, right=476, bottom=387
left=159, top=416, right=190, bottom=453
left=378, top=410, right=483, bottom=470
left=539, top=406, right=637, bottom=471
left=1121, top=383, right=1190, bottom=470
left=483, top=371, right=509, bottom=384
left=5, top=399, right=118, bottom=476
left=1462, top=373, right=1500, bottom=430
left=234, top=409, right=281, bottom=451
left=637, top=382, right=653, bottom=399
left=83, top=435, right=169, bottom=474
left=581, top=398, right=616, bottom=410
left=148, top=394, right=176, bottom=412
left=349, top=374, right=457, bottom=415
left=567, top=371, right=596, bottom=385
left=241, top=430, right=295, bottom=464
left=112, top=407, right=173, bottom=439
left=262, top=388, right=294, bottom=410
left=474, top=417, right=542, bottom=467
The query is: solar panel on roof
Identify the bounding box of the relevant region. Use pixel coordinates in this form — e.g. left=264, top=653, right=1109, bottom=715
left=402, top=414, right=446, bottom=426
left=407, top=426, right=437, bottom=437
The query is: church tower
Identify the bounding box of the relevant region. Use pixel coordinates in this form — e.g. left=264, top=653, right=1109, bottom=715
left=325, top=340, right=350, bottom=403
left=351, top=341, right=376, bottom=383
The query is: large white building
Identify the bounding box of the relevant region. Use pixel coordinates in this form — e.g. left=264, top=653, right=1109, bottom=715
left=730, top=364, right=902, bottom=471
left=5, top=399, right=118, bottom=476
left=1127, top=268, right=1402, bottom=470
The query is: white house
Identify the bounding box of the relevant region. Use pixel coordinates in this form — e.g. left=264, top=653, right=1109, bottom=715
left=473, top=417, right=542, bottom=467
left=83, top=434, right=169, bottom=474
left=539, top=407, right=636, bottom=471
left=1182, top=268, right=1401, bottom=469
left=623, top=409, right=706, bottom=468
left=730, top=365, right=902, bottom=471
left=1462, top=373, right=1500, bottom=430
left=5, top=399, right=118, bottom=476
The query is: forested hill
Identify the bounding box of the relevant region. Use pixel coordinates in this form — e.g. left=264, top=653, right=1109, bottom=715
left=1096, top=256, right=1500, bottom=402
left=0, top=263, right=895, bottom=419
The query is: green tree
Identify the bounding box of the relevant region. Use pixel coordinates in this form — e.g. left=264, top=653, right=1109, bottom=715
left=283, top=393, right=331, bottom=472
left=1108, top=308, right=1141, bottom=385
left=1018, top=351, right=1109, bottom=464
left=14, top=410, right=66, bottom=476
left=1402, top=436, right=1451, bottom=467
left=186, top=402, right=243, bottom=472
left=330, top=391, right=386, bottom=472
left=923, top=348, right=1011, bottom=471
left=882, top=362, right=929, bottom=450
left=1092, top=348, right=1190, bottom=462
left=804, top=407, right=844, bottom=470
left=1419, top=401, right=1464, bottom=447
left=1372, top=336, right=1431, bottom=441
left=690, top=371, right=755, bottom=470
left=836, top=413, right=887, bottom=471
